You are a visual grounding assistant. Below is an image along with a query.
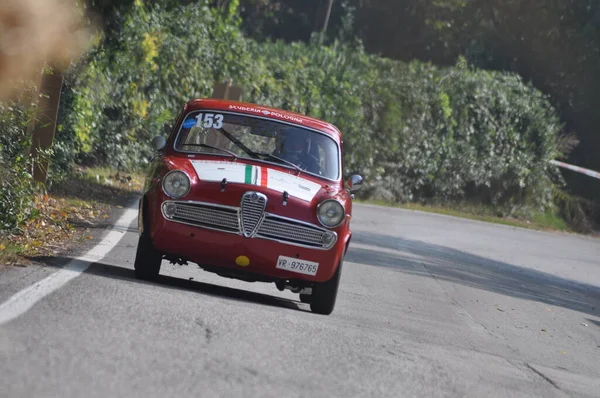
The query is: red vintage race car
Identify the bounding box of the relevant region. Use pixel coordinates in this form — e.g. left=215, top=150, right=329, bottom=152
left=135, top=98, right=363, bottom=315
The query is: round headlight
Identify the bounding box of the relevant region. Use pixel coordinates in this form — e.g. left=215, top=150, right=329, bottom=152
left=162, top=171, right=190, bottom=199
left=317, top=200, right=345, bottom=228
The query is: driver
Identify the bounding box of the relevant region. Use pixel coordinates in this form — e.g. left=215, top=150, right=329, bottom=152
left=275, top=131, right=321, bottom=174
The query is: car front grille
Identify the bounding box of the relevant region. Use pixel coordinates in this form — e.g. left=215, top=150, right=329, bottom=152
left=257, top=216, right=337, bottom=249
left=240, top=192, right=267, bottom=237
left=161, top=195, right=337, bottom=250
left=164, top=202, right=239, bottom=233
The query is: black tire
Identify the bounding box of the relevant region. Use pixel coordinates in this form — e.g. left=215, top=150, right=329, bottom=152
left=134, top=211, right=162, bottom=281
left=299, top=293, right=312, bottom=304
left=310, top=260, right=343, bottom=315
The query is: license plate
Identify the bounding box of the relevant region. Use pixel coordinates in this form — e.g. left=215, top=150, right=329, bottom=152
left=276, top=256, right=319, bottom=276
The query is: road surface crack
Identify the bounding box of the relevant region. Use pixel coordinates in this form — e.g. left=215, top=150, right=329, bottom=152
left=526, top=363, right=561, bottom=390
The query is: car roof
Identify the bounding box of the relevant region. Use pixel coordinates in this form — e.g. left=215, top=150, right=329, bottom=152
left=185, top=98, right=342, bottom=140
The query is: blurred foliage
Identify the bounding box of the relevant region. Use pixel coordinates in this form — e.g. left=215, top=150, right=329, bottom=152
left=0, top=0, right=575, bottom=233
left=234, top=0, right=600, bottom=221
left=0, top=90, right=38, bottom=232
left=56, top=0, right=251, bottom=171
left=255, top=41, right=563, bottom=214
left=235, top=0, right=600, bottom=165
left=0, top=0, right=90, bottom=101
left=50, top=0, right=563, bottom=217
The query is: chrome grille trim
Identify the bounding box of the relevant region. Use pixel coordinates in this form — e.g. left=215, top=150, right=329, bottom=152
left=240, top=192, right=267, bottom=238
left=161, top=201, right=240, bottom=234
left=257, top=214, right=337, bottom=249
left=161, top=197, right=337, bottom=250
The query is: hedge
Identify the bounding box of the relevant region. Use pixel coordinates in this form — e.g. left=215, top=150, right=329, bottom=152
left=0, top=0, right=564, bottom=231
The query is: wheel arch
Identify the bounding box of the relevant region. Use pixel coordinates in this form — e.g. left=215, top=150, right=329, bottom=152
left=138, top=194, right=151, bottom=235
left=343, top=232, right=352, bottom=256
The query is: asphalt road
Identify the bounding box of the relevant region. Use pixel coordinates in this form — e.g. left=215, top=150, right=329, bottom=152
left=1, top=202, right=599, bottom=397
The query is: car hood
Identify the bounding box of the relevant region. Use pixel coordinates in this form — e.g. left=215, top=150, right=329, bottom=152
left=188, top=159, right=335, bottom=203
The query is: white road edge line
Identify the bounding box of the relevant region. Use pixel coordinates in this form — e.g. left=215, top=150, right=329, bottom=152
left=0, top=205, right=139, bottom=325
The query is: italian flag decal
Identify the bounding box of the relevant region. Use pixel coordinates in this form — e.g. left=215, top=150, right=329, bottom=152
left=242, top=164, right=268, bottom=186
left=190, top=160, right=322, bottom=202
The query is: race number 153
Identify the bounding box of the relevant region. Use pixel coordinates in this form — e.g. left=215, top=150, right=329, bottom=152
left=196, top=113, right=224, bottom=129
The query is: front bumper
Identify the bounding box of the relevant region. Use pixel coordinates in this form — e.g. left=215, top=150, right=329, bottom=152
left=148, top=200, right=346, bottom=283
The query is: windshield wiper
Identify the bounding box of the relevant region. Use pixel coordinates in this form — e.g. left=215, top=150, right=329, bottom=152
left=254, top=152, right=303, bottom=174
left=217, top=127, right=258, bottom=159
left=181, top=143, right=237, bottom=159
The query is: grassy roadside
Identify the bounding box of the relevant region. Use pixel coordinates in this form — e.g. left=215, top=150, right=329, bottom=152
left=356, top=199, right=573, bottom=233
left=0, top=167, right=144, bottom=266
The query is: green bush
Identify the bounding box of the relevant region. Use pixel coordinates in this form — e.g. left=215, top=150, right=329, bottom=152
left=360, top=58, right=562, bottom=212
left=246, top=41, right=562, bottom=212
left=55, top=1, right=254, bottom=172
left=54, top=0, right=563, bottom=215
left=0, top=99, right=37, bottom=231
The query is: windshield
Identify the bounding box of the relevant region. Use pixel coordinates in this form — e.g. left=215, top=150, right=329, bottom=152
left=174, top=111, right=340, bottom=180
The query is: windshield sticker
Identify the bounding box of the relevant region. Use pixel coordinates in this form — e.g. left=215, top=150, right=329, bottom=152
left=183, top=118, right=196, bottom=129
left=190, top=160, right=321, bottom=202
left=228, top=105, right=304, bottom=124
left=195, top=113, right=224, bottom=129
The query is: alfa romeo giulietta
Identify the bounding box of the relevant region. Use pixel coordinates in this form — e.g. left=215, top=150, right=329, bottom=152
left=135, top=99, right=363, bottom=315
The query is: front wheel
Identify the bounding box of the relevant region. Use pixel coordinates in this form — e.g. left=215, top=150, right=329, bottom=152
left=134, top=213, right=162, bottom=281
left=310, top=260, right=343, bottom=315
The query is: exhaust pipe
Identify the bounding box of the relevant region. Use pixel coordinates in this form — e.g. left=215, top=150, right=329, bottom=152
left=275, top=281, right=304, bottom=293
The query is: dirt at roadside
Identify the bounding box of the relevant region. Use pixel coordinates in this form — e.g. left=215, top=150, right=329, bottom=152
left=0, top=169, right=143, bottom=268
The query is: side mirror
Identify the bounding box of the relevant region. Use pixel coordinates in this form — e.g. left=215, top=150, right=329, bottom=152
left=347, top=174, right=363, bottom=193
left=152, top=136, right=166, bottom=151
